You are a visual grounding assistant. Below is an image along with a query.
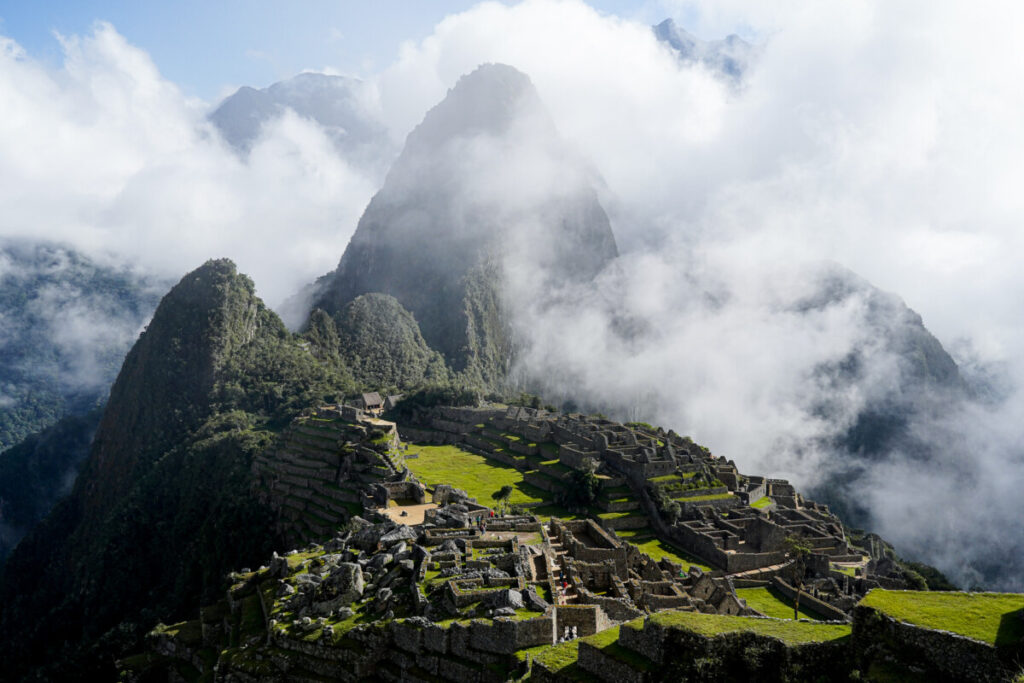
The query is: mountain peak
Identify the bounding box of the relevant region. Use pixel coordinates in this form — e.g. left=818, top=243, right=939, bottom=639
left=313, top=64, right=617, bottom=387
left=402, top=63, right=547, bottom=155
left=653, top=19, right=754, bottom=82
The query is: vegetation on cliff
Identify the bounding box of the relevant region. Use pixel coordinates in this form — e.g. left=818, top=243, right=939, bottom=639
left=0, top=408, right=101, bottom=562
left=0, top=259, right=353, bottom=681
left=331, top=293, right=450, bottom=391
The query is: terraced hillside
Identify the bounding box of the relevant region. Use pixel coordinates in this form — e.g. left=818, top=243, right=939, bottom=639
left=123, top=519, right=1024, bottom=682
left=254, top=406, right=404, bottom=544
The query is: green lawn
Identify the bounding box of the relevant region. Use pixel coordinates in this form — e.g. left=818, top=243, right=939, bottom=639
left=859, top=589, right=1024, bottom=646
left=679, top=492, right=734, bottom=502
left=649, top=611, right=851, bottom=644
left=530, top=639, right=579, bottom=672
left=616, top=531, right=714, bottom=572
left=597, top=510, right=645, bottom=520
left=736, top=586, right=827, bottom=621
left=403, top=443, right=546, bottom=507
left=750, top=496, right=772, bottom=509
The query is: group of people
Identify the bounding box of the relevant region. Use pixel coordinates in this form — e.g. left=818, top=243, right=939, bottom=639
left=559, top=625, right=579, bottom=642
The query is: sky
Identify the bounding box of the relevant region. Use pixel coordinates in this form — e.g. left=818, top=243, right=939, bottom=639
left=2, top=0, right=1024, bottom=589
left=0, top=1, right=698, bottom=100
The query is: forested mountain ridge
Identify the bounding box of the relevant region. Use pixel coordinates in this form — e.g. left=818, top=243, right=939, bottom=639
left=0, top=259, right=353, bottom=681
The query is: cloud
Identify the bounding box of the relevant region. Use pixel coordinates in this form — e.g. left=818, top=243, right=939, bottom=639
left=4, top=3, right=1024, bottom=588
left=370, top=0, right=1024, bottom=588
left=0, top=22, right=377, bottom=308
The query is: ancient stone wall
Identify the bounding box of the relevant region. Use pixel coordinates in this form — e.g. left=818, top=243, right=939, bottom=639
left=851, top=604, right=1017, bottom=683
left=553, top=604, right=612, bottom=638
left=770, top=577, right=850, bottom=621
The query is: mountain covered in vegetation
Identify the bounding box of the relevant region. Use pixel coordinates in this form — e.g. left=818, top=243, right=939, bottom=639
left=0, top=259, right=353, bottom=681
left=313, top=63, right=618, bottom=389
left=0, top=409, right=101, bottom=562
left=0, top=59, right=1004, bottom=683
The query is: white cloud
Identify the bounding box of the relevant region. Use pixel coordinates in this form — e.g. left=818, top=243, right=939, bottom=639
left=0, top=22, right=376, bottom=307
left=370, top=0, right=1024, bottom=587
left=4, top=2, right=1024, bottom=587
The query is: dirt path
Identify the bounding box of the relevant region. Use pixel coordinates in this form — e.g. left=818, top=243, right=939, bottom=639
left=379, top=503, right=438, bottom=526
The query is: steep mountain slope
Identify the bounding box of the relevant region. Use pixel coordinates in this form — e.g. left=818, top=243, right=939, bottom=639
left=210, top=72, right=392, bottom=175
left=331, top=293, right=450, bottom=391
left=0, top=239, right=162, bottom=451
left=314, top=63, right=618, bottom=388
left=800, top=264, right=969, bottom=522
left=0, top=259, right=352, bottom=681
left=0, top=409, right=101, bottom=562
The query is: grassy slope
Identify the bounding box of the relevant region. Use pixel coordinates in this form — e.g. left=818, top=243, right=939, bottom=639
left=859, top=589, right=1024, bottom=646
left=650, top=610, right=851, bottom=644
left=404, top=443, right=546, bottom=507
left=736, top=586, right=827, bottom=621
left=615, top=529, right=713, bottom=572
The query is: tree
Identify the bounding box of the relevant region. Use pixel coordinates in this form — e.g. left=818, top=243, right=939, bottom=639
left=491, top=485, right=514, bottom=514
left=559, top=459, right=601, bottom=510
left=785, top=535, right=812, bottom=620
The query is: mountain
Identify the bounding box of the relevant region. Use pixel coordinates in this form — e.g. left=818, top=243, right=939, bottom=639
left=0, top=409, right=101, bottom=562
left=800, top=263, right=969, bottom=523
left=330, top=294, right=450, bottom=390
left=210, top=72, right=393, bottom=175
left=0, top=239, right=163, bottom=452
left=653, top=18, right=755, bottom=82
left=0, top=259, right=353, bottom=681
left=313, top=63, right=619, bottom=388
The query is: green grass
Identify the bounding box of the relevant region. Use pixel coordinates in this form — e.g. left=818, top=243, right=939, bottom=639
left=859, top=589, right=1024, bottom=646
left=532, top=639, right=580, bottom=671
left=832, top=563, right=857, bottom=577
left=736, top=586, right=827, bottom=621
left=650, top=611, right=851, bottom=644
left=750, top=496, right=772, bottom=509
left=157, top=619, right=203, bottom=645
left=582, top=624, right=655, bottom=671
left=679, top=492, right=733, bottom=502
left=404, top=443, right=546, bottom=507
left=597, top=510, right=645, bottom=520
left=618, top=532, right=714, bottom=572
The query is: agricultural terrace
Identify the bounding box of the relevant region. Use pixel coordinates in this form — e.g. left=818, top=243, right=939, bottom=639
left=859, top=589, right=1024, bottom=646
left=647, top=611, right=852, bottom=644
left=403, top=443, right=546, bottom=507
left=736, top=586, right=828, bottom=621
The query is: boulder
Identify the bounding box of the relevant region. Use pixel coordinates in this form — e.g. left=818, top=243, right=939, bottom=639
left=438, top=540, right=461, bottom=555
left=314, top=563, right=364, bottom=604
left=488, top=589, right=523, bottom=610
left=523, top=588, right=549, bottom=612
left=295, top=573, right=323, bottom=586
left=370, top=553, right=394, bottom=570
left=268, top=552, right=289, bottom=579
left=380, top=525, right=418, bottom=545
